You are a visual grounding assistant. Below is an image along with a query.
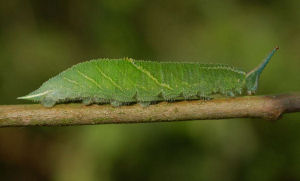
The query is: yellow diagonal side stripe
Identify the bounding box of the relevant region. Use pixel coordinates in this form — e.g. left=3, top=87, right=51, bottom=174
left=126, top=58, right=173, bottom=90
left=77, top=70, right=103, bottom=90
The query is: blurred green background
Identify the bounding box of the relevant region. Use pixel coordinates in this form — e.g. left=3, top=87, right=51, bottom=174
left=0, top=0, right=300, bottom=180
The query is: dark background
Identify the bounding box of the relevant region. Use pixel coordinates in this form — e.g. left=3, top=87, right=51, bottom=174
left=0, top=0, right=300, bottom=180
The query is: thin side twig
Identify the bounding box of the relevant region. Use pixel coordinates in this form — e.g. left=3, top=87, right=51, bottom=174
left=0, top=93, right=300, bottom=127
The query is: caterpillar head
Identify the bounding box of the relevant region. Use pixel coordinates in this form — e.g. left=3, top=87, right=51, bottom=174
left=245, top=47, right=279, bottom=95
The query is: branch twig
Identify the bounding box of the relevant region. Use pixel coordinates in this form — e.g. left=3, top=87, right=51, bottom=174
left=0, top=93, right=300, bottom=127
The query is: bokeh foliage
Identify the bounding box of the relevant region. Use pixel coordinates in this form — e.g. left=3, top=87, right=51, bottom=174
left=0, top=0, right=300, bottom=180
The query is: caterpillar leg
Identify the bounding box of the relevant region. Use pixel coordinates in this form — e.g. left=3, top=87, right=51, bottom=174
left=199, top=96, right=212, bottom=100
left=41, top=98, right=56, bottom=107
left=94, top=97, right=110, bottom=105
left=197, top=91, right=213, bottom=100
left=203, top=97, right=213, bottom=100
left=182, top=91, right=198, bottom=100
left=82, top=98, right=93, bottom=105
left=110, top=100, right=123, bottom=107
left=226, top=91, right=235, bottom=97
left=138, top=101, right=151, bottom=107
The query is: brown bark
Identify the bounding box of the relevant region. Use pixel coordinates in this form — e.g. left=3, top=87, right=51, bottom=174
left=0, top=93, right=299, bottom=127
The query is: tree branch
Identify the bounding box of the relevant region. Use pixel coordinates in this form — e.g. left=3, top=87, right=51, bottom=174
left=0, top=93, right=299, bottom=127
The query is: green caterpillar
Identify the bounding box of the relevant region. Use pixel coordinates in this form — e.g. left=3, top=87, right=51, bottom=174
left=18, top=47, right=279, bottom=107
